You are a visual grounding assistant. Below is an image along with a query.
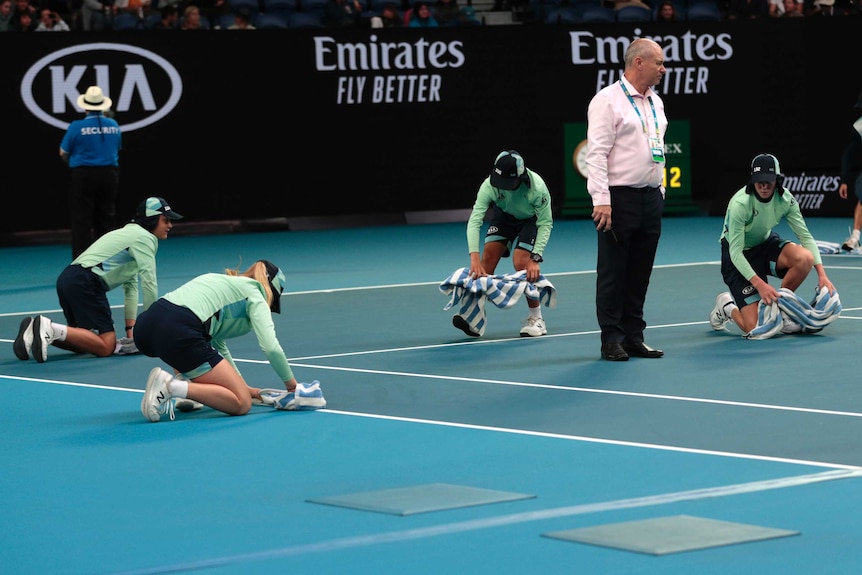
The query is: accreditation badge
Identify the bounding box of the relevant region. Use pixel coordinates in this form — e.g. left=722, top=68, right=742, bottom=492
left=649, top=137, right=665, bottom=163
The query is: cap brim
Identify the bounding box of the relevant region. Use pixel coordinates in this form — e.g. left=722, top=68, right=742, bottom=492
left=751, top=174, right=776, bottom=183
left=164, top=210, right=183, bottom=220
left=490, top=173, right=520, bottom=190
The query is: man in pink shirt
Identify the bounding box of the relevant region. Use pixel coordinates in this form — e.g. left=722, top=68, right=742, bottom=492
left=586, top=37, right=668, bottom=362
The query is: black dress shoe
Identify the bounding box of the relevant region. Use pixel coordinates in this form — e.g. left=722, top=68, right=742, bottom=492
left=601, top=342, right=629, bottom=361
left=622, top=341, right=664, bottom=358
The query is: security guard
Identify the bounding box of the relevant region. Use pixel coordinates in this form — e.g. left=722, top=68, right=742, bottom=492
left=60, top=85, right=122, bottom=258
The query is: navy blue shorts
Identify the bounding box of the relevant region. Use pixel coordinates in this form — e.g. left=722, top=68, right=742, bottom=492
left=55, top=264, right=115, bottom=334
left=134, top=299, right=224, bottom=379
left=484, top=205, right=538, bottom=257
left=720, top=232, right=789, bottom=308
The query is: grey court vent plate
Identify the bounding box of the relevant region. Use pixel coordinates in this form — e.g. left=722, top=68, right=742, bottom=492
left=542, top=515, right=800, bottom=555
left=307, top=482, right=536, bottom=516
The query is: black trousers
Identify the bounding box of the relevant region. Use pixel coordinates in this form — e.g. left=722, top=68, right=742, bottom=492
left=595, top=186, right=663, bottom=346
left=69, top=166, right=119, bottom=259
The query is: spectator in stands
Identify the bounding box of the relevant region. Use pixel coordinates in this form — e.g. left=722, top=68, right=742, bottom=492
left=80, top=0, right=115, bottom=31
left=323, top=0, right=363, bottom=27
left=727, top=0, right=769, bottom=17
left=35, top=7, right=70, bottom=28
left=14, top=8, right=35, bottom=29
left=371, top=1, right=403, bottom=26
left=433, top=0, right=466, bottom=25
left=613, top=0, right=651, bottom=11
left=201, top=0, right=231, bottom=26
left=768, top=0, right=785, bottom=15
left=153, top=4, right=179, bottom=27
left=0, top=0, right=15, bottom=31
left=12, top=0, right=35, bottom=18
left=408, top=0, right=437, bottom=25
left=807, top=0, right=846, bottom=13
left=655, top=0, right=679, bottom=20
left=780, top=0, right=804, bottom=14
left=228, top=6, right=256, bottom=27
left=180, top=4, right=207, bottom=28
left=114, top=0, right=151, bottom=21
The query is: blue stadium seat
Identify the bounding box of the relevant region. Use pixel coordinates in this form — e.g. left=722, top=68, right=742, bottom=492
left=253, top=12, right=289, bottom=27
left=112, top=12, right=144, bottom=30
left=289, top=11, right=325, bottom=26
left=579, top=5, right=615, bottom=22
left=615, top=4, right=651, bottom=21
left=544, top=6, right=580, bottom=23
left=685, top=0, right=721, bottom=20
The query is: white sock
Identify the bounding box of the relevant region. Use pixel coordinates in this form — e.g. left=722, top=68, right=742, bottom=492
left=170, top=378, right=189, bottom=398
left=853, top=229, right=861, bottom=241
left=51, top=322, right=67, bottom=342
left=529, top=307, right=542, bottom=319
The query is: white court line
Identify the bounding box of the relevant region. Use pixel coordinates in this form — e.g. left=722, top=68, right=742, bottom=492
left=107, top=467, right=862, bottom=575
left=3, top=373, right=860, bottom=469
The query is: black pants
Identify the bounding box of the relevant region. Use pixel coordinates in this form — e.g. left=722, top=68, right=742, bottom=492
left=69, top=166, right=119, bottom=259
left=595, top=186, right=663, bottom=346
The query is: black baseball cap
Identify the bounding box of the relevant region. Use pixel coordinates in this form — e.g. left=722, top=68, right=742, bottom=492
left=490, top=150, right=526, bottom=190
left=136, top=197, right=183, bottom=220
left=750, top=154, right=781, bottom=184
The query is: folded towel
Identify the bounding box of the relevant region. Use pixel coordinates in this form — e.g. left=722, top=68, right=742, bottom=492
left=815, top=239, right=862, bottom=255
left=439, top=267, right=556, bottom=336
left=259, top=381, right=326, bottom=411
left=815, top=240, right=842, bottom=255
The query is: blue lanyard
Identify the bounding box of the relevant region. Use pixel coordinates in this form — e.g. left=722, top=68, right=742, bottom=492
left=619, top=80, right=659, bottom=138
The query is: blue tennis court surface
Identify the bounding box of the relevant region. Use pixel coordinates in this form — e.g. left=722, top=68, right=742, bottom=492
left=2, top=217, right=862, bottom=574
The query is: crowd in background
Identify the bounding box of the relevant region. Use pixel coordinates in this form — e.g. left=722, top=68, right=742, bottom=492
left=0, top=0, right=858, bottom=32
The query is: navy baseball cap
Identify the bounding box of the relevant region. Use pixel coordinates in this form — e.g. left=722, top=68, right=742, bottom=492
left=260, top=260, right=285, bottom=314
left=490, top=150, right=526, bottom=190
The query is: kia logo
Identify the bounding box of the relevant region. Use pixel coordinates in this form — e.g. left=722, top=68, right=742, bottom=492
left=20, top=42, right=182, bottom=133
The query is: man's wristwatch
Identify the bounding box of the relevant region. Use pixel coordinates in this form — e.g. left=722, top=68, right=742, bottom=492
left=530, top=253, right=543, bottom=263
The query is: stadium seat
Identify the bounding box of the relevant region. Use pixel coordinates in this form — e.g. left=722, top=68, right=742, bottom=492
left=253, top=12, right=289, bottom=27
left=544, top=6, right=580, bottom=23
left=685, top=0, right=721, bottom=20
left=112, top=12, right=143, bottom=30
left=615, top=4, right=651, bottom=21
left=289, top=11, right=325, bottom=26
left=579, top=5, right=615, bottom=22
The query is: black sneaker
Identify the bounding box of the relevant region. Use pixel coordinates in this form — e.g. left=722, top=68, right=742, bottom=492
left=452, top=314, right=480, bottom=337
left=13, top=317, right=34, bottom=360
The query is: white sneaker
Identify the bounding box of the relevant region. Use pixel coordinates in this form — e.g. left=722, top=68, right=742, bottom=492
left=31, top=315, right=55, bottom=363
left=13, top=317, right=34, bottom=361
left=841, top=235, right=859, bottom=251
left=520, top=316, right=547, bottom=337
left=174, top=398, right=204, bottom=412
left=709, top=292, right=735, bottom=331
left=141, top=367, right=175, bottom=422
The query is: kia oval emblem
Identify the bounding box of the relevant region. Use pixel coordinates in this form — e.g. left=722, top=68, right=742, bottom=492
left=21, top=42, right=182, bottom=133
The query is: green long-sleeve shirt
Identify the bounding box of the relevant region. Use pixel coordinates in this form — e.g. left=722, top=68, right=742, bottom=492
left=71, top=222, right=159, bottom=322
left=163, top=273, right=293, bottom=383
left=466, top=169, right=553, bottom=255
left=720, top=185, right=821, bottom=281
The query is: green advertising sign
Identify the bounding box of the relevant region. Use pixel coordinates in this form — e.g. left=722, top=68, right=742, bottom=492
left=561, top=120, right=697, bottom=217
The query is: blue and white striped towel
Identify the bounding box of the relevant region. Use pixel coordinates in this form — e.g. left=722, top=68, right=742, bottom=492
left=439, top=267, right=557, bottom=337
left=259, top=381, right=327, bottom=411
left=744, top=287, right=841, bottom=339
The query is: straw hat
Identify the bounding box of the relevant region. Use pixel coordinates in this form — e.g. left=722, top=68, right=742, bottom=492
left=76, top=86, right=112, bottom=112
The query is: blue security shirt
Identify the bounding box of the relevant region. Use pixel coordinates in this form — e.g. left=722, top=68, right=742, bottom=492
left=60, top=112, right=122, bottom=167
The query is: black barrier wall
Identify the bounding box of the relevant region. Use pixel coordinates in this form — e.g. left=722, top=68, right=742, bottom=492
left=2, top=19, right=859, bottom=238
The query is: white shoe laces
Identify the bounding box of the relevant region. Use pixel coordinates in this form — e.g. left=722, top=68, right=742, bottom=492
left=160, top=398, right=176, bottom=421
